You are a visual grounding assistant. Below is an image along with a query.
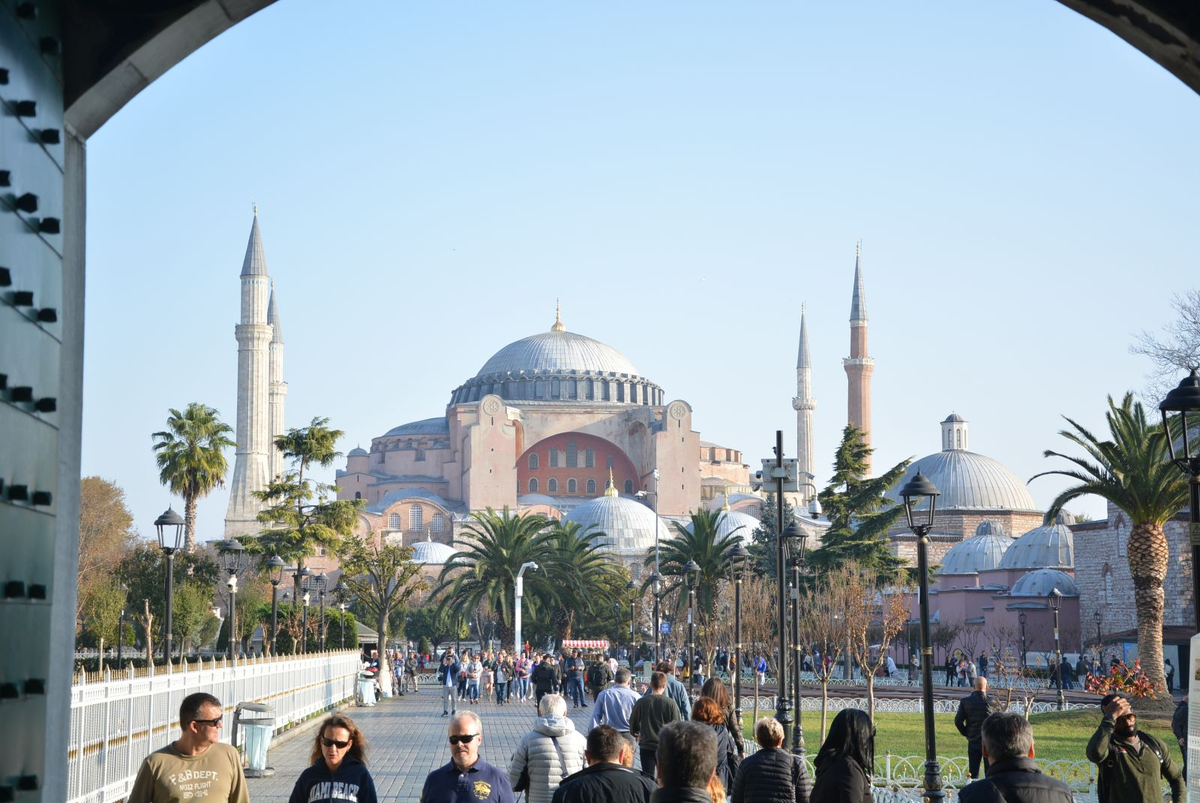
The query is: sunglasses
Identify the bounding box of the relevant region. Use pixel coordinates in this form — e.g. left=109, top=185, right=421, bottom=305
left=321, top=737, right=351, bottom=749
left=193, top=716, right=223, bottom=728
left=448, top=733, right=479, bottom=745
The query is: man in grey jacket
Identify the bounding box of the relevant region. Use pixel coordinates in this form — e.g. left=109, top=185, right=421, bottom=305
left=508, top=693, right=587, bottom=803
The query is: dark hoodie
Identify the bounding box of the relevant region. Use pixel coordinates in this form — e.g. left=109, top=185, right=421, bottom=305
left=288, top=756, right=378, bottom=803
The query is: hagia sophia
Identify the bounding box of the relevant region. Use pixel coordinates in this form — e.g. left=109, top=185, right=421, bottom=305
left=222, top=212, right=1194, bottom=669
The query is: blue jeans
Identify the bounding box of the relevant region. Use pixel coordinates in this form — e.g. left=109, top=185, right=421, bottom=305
left=496, top=681, right=507, bottom=704
left=566, top=677, right=585, bottom=706
left=467, top=680, right=479, bottom=701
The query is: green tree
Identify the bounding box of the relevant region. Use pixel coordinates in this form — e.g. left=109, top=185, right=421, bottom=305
left=173, top=583, right=217, bottom=655
left=80, top=578, right=127, bottom=668
left=406, top=606, right=468, bottom=653
left=810, top=425, right=910, bottom=579
left=644, top=509, right=741, bottom=639
left=546, top=520, right=625, bottom=642
left=748, top=493, right=795, bottom=580
left=77, top=477, right=138, bottom=628
left=1031, top=393, right=1187, bottom=694
left=431, top=508, right=559, bottom=645
left=118, top=543, right=219, bottom=659
left=340, top=539, right=427, bottom=693
left=151, top=403, right=236, bottom=553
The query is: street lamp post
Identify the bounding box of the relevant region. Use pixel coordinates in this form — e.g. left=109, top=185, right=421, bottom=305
left=219, top=539, right=246, bottom=660
left=1160, top=369, right=1200, bottom=639
left=266, top=555, right=285, bottom=656
left=899, top=469, right=945, bottom=803
left=769, top=430, right=794, bottom=745
left=685, top=559, right=700, bottom=698
left=336, top=582, right=350, bottom=650
left=626, top=580, right=638, bottom=659
left=650, top=571, right=663, bottom=664
left=784, top=519, right=809, bottom=756
left=153, top=507, right=185, bottom=665
left=1094, top=610, right=1102, bottom=651
left=729, top=543, right=750, bottom=735
left=1049, top=589, right=1065, bottom=710
left=302, top=587, right=311, bottom=652
left=1018, top=613, right=1028, bottom=669
left=636, top=475, right=662, bottom=662
left=116, top=582, right=128, bottom=670
left=514, top=561, right=538, bottom=658
left=293, top=567, right=311, bottom=654
left=315, top=573, right=328, bottom=652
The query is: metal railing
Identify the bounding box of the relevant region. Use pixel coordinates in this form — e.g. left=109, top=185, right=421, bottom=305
left=67, top=651, right=360, bottom=803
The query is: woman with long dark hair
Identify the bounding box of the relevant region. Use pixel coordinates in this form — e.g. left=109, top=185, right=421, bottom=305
left=692, top=698, right=741, bottom=794
left=700, top=677, right=745, bottom=758
left=288, top=713, right=377, bottom=803
left=810, top=708, right=874, bottom=803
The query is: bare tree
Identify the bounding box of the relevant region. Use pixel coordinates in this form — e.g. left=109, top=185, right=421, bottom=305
left=843, top=565, right=910, bottom=719
left=930, top=622, right=962, bottom=678
left=955, top=620, right=984, bottom=665
left=1132, top=289, right=1200, bottom=398
left=987, top=645, right=1041, bottom=719
left=803, top=567, right=851, bottom=740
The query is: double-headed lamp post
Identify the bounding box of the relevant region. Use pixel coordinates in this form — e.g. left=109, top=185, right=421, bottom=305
left=1018, top=612, right=1028, bottom=668
left=899, top=469, right=945, bottom=803
left=728, top=542, right=751, bottom=734
left=1049, top=589, right=1065, bottom=710
left=218, top=539, right=246, bottom=659
left=153, top=507, right=185, bottom=664
left=266, top=555, right=285, bottom=656
left=1159, top=368, right=1200, bottom=638
left=684, top=559, right=701, bottom=697
left=336, top=582, right=350, bottom=650
left=784, top=519, right=809, bottom=756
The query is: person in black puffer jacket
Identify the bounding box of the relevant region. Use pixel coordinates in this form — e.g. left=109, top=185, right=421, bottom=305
left=809, top=709, right=873, bottom=803
left=732, top=717, right=812, bottom=803
left=958, top=711, right=1072, bottom=803
left=288, top=713, right=377, bottom=803
left=955, top=677, right=1002, bottom=778
left=691, top=699, right=740, bottom=793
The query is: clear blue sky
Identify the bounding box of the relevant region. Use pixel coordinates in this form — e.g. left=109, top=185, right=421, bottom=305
left=82, top=0, right=1200, bottom=543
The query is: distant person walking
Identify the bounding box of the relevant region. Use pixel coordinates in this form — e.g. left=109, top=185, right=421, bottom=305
left=420, top=711, right=513, bottom=803
left=629, top=671, right=682, bottom=782
left=591, top=668, right=640, bottom=734
left=508, top=694, right=587, bottom=803
left=438, top=650, right=460, bottom=717
left=955, top=677, right=1001, bottom=779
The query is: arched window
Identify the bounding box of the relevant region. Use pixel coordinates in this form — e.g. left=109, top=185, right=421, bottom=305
left=528, top=477, right=538, bottom=493
left=410, top=504, right=424, bottom=530
left=529, top=453, right=539, bottom=470
left=550, top=448, right=559, bottom=468
left=567, top=440, right=578, bottom=468
left=585, top=448, right=595, bottom=468
left=624, top=479, right=634, bottom=494
left=548, top=478, right=558, bottom=494
left=586, top=479, right=597, bottom=494
left=606, top=455, right=614, bottom=470
left=1104, top=566, right=1114, bottom=602
left=432, top=512, right=445, bottom=533
left=355, top=491, right=362, bottom=500
left=568, top=478, right=578, bottom=494
left=388, top=512, right=401, bottom=530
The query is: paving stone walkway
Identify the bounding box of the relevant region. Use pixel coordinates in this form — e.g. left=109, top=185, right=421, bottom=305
left=247, top=689, right=607, bottom=802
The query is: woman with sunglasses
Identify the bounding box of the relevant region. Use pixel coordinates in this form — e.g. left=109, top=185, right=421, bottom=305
left=287, top=714, right=377, bottom=803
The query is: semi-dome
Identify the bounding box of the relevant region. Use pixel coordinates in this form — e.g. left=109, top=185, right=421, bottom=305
left=999, top=516, right=1074, bottom=570
left=410, top=535, right=458, bottom=565
left=564, top=491, right=668, bottom=557
left=685, top=509, right=760, bottom=544
left=1009, top=568, right=1078, bottom=598
left=383, top=417, right=450, bottom=438
left=938, top=520, right=1013, bottom=575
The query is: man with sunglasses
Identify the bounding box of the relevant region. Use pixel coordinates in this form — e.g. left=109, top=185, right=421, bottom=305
left=421, top=711, right=514, bottom=803
left=127, top=692, right=248, bottom=803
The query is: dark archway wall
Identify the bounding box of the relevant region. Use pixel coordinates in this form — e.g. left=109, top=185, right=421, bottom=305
left=0, top=2, right=1196, bottom=799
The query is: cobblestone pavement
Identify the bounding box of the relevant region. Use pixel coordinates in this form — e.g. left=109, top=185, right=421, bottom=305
left=247, top=688, right=606, bottom=802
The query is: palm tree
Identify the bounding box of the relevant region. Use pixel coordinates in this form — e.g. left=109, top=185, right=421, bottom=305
left=152, top=403, right=236, bottom=552
left=546, top=520, right=625, bottom=642
left=1031, top=393, right=1187, bottom=694
left=430, top=508, right=560, bottom=646
left=644, top=508, right=742, bottom=638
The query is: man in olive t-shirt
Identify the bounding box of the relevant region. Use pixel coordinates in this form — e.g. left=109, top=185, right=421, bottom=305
left=127, top=692, right=249, bottom=803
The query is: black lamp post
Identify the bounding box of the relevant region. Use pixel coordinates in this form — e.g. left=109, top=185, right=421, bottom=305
left=1049, top=589, right=1065, bottom=710
left=293, top=566, right=312, bottom=654
left=649, top=570, right=663, bottom=664
left=1159, top=368, right=1200, bottom=637
left=899, top=469, right=945, bottom=803
left=784, top=519, right=809, bottom=756
left=336, top=581, right=350, bottom=650
left=153, top=507, right=185, bottom=664
left=1018, top=612, right=1028, bottom=669
left=1094, top=610, right=1102, bottom=650
left=627, top=579, right=638, bottom=659
left=729, top=542, right=750, bottom=734
left=684, top=559, right=700, bottom=697
left=266, top=555, right=285, bottom=656
left=219, top=539, right=246, bottom=659
left=316, top=573, right=328, bottom=652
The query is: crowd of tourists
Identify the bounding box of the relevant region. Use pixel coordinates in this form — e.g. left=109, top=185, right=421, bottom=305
left=125, top=654, right=1186, bottom=803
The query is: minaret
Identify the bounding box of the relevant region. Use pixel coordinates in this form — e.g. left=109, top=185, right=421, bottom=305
left=792, top=303, right=817, bottom=500
left=267, top=283, right=287, bottom=481
left=225, top=207, right=274, bottom=538
left=843, top=241, right=875, bottom=473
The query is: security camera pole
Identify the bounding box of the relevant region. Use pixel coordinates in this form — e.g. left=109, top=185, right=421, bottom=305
left=515, top=561, right=539, bottom=657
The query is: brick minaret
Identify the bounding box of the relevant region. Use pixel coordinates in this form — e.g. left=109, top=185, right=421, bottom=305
left=843, top=241, right=874, bottom=474
left=792, top=303, right=817, bottom=501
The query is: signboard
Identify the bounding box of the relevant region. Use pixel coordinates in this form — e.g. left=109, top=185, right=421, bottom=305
left=660, top=621, right=672, bottom=635
left=1191, top=523, right=1200, bottom=546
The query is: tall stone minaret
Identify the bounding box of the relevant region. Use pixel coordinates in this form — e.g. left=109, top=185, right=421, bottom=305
left=267, top=283, right=287, bottom=481
left=792, top=303, right=817, bottom=501
left=225, top=208, right=274, bottom=539
left=843, top=241, right=875, bottom=474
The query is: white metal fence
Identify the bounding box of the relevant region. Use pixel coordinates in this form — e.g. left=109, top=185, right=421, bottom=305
left=67, top=651, right=360, bottom=803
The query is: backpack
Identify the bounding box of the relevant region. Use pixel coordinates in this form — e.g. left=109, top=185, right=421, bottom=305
left=1096, top=730, right=1166, bottom=803
left=587, top=663, right=603, bottom=688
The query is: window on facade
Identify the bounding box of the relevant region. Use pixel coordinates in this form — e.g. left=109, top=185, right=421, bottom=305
left=550, top=448, right=559, bottom=467
left=567, top=379, right=577, bottom=399
left=586, top=478, right=597, bottom=494
left=388, top=512, right=401, bottom=530
left=606, top=454, right=614, bottom=470
left=567, top=478, right=577, bottom=494
left=535, top=381, right=545, bottom=398
left=601, top=381, right=609, bottom=401
left=624, top=479, right=634, bottom=494
left=585, top=448, right=595, bottom=468
left=955, top=431, right=962, bottom=449
left=1104, top=568, right=1114, bottom=602
left=551, top=379, right=561, bottom=398
left=432, top=512, right=445, bottom=533
left=584, top=380, right=593, bottom=400
left=566, top=440, right=578, bottom=468
left=529, top=453, right=539, bottom=470
left=410, top=504, right=423, bottom=530
left=529, top=477, right=539, bottom=493
left=355, top=491, right=362, bottom=500
left=617, top=383, right=625, bottom=402
left=416, top=448, right=426, bottom=461
left=1116, top=526, right=1127, bottom=557
left=548, top=478, right=558, bottom=494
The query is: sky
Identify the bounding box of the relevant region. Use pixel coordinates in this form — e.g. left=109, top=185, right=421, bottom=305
left=82, top=0, right=1200, bottom=544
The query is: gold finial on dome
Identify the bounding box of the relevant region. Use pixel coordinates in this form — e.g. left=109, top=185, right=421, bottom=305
left=551, top=299, right=566, bottom=332
left=723, top=491, right=731, bottom=511
left=605, top=468, right=618, bottom=497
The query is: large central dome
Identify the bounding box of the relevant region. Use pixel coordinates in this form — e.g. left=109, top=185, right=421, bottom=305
left=449, top=305, right=663, bottom=406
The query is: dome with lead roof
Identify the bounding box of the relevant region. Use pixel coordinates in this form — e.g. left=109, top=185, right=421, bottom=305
left=564, top=489, right=668, bottom=557
left=410, top=536, right=458, bottom=565
left=938, top=520, right=1013, bottom=575
left=1009, top=568, right=1078, bottom=597
left=685, top=509, right=760, bottom=544
left=999, top=516, right=1074, bottom=570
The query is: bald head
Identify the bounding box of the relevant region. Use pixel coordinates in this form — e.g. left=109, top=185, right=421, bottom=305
left=974, top=677, right=988, bottom=692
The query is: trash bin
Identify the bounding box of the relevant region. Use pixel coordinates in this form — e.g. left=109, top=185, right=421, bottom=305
left=357, top=671, right=377, bottom=706
left=232, top=702, right=276, bottom=777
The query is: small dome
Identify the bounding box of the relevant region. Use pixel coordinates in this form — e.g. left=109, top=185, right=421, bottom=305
left=943, top=412, right=966, bottom=423
left=1009, top=568, right=1078, bottom=598
left=888, top=450, right=1037, bottom=511
left=564, top=495, right=668, bottom=556
left=348, top=446, right=368, bottom=457
left=999, top=516, right=1074, bottom=570
left=938, top=521, right=1013, bottom=575
left=685, top=510, right=760, bottom=543
left=410, top=536, right=458, bottom=565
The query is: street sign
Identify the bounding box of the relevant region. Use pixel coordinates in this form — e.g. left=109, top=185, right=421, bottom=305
left=660, top=621, right=672, bottom=635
